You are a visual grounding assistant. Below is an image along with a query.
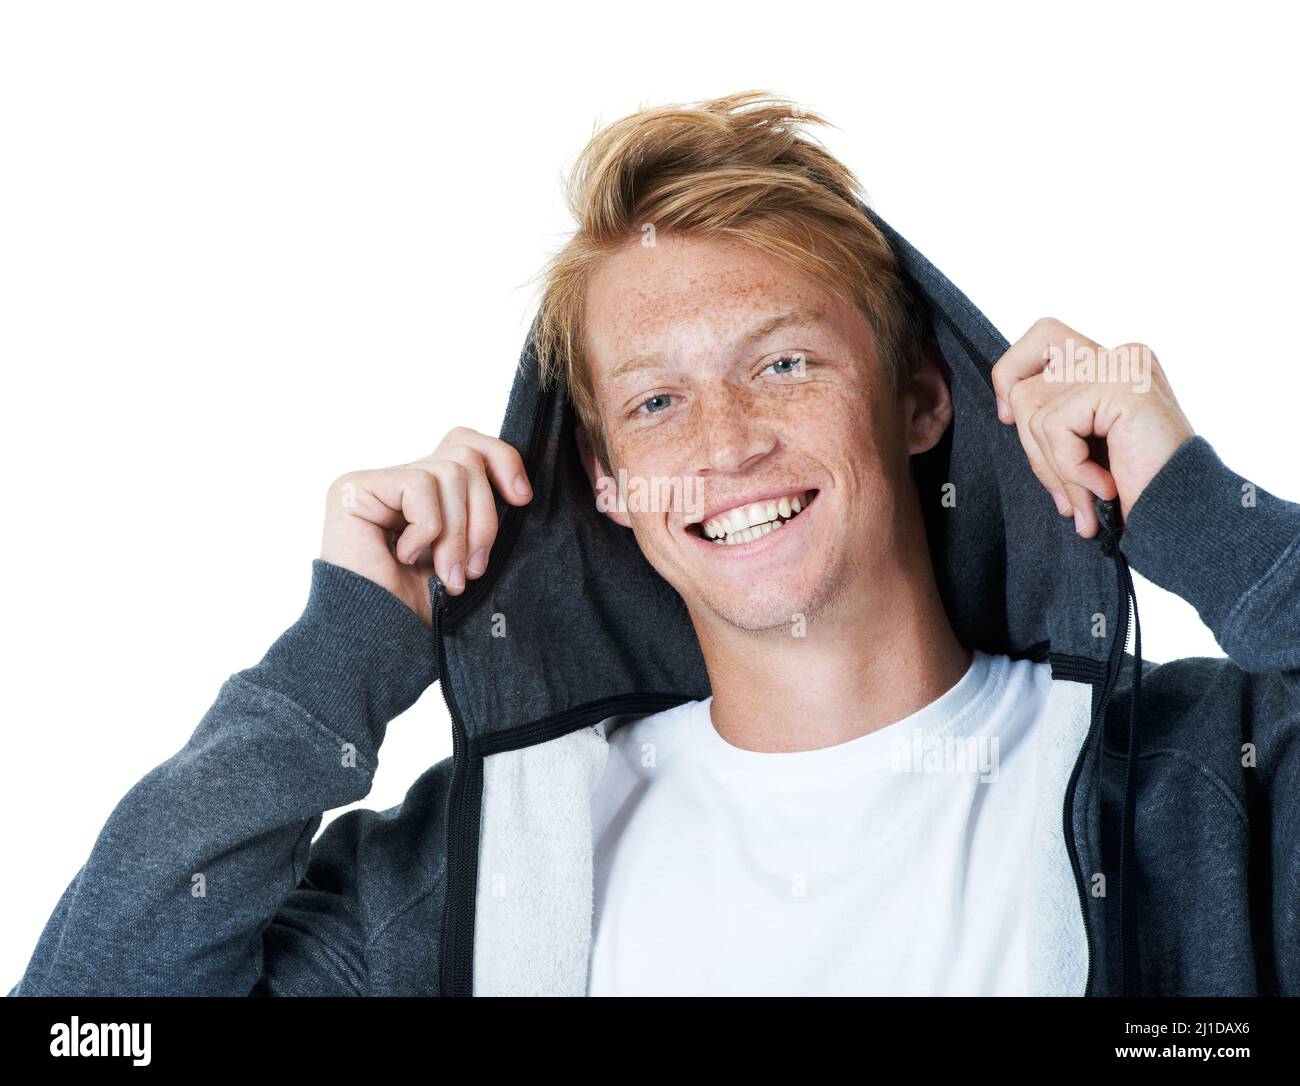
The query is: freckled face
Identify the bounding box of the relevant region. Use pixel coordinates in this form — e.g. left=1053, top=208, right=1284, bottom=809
left=583, top=233, right=917, bottom=633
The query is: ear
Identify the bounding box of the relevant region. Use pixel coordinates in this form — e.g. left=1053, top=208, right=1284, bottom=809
left=575, top=419, right=632, bottom=529
left=902, top=340, right=954, bottom=456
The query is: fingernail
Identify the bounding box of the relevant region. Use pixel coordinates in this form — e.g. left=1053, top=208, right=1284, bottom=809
left=996, top=396, right=1009, bottom=422
left=467, top=547, right=488, bottom=577
left=513, top=474, right=531, bottom=497
left=1051, top=490, right=1070, bottom=515
left=450, top=562, right=464, bottom=591
left=1073, top=510, right=1084, bottom=535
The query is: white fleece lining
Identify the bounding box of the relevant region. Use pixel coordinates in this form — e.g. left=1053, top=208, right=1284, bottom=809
left=473, top=682, right=1092, bottom=997
left=472, top=722, right=609, bottom=996
left=1026, top=677, right=1093, bottom=995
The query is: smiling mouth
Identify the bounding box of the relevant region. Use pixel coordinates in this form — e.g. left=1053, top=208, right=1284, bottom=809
left=686, top=489, right=819, bottom=545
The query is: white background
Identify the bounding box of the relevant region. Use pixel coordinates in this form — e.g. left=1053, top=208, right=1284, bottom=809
left=2, top=1, right=1297, bottom=987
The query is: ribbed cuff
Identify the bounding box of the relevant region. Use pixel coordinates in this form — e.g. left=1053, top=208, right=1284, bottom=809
left=236, top=559, right=440, bottom=753
left=1120, top=435, right=1300, bottom=638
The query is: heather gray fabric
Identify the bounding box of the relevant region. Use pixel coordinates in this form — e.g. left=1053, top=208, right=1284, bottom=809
left=11, top=206, right=1300, bottom=996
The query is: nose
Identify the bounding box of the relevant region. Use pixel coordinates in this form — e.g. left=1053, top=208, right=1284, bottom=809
left=690, top=381, right=774, bottom=475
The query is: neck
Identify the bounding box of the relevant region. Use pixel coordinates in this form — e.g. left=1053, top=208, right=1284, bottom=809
left=692, top=497, right=972, bottom=754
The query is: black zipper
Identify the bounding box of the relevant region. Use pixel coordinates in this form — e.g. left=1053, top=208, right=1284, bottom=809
left=933, top=305, right=998, bottom=396
left=431, top=576, right=478, bottom=997
left=1061, top=710, right=1101, bottom=997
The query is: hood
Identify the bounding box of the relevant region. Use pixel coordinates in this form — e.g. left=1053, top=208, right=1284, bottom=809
left=431, top=202, right=1145, bottom=997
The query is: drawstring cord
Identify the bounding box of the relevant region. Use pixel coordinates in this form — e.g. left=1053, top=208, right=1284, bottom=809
left=1097, top=499, right=1144, bottom=997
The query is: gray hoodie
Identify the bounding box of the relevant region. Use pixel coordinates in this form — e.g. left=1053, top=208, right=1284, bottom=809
left=11, top=207, right=1300, bottom=996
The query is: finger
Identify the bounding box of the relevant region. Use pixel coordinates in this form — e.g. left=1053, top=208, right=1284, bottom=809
left=430, top=429, right=533, bottom=505
left=1007, top=376, right=1073, bottom=514
left=442, top=446, right=500, bottom=578
left=328, top=473, right=406, bottom=533
left=1014, top=409, right=1073, bottom=516
left=1026, top=408, right=1093, bottom=531
left=428, top=461, right=470, bottom=593
left=1034, top=386, right=1120, bottom=537
left=991, top=316, right=1102, bottom=424
left=334, top=470, right=440, bottom=554
left=385, top=470, right=443, bottom=566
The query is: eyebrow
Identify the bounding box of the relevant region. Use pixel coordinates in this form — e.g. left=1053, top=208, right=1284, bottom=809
left=605, top=306, right=829, bottom=385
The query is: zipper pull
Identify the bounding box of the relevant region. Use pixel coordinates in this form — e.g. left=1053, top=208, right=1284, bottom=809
left=428, top=574, right=447, bottom=630
left=1095, top=496, right=1124, bottom=557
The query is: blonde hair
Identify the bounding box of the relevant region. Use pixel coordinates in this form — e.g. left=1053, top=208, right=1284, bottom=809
left=528, top=90, right=929, bottom=474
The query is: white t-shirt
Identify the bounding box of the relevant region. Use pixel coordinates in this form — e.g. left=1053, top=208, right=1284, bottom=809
left=586, top=649, right=1055, bottom=996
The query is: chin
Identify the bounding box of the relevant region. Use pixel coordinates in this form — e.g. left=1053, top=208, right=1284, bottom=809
left=690, top=569, right=839, bottom=635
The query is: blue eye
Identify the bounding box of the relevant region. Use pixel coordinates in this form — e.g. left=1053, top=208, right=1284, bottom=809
left=633, top=393, right=673, bottom=416
left=765, top=353, right=806, bottom=376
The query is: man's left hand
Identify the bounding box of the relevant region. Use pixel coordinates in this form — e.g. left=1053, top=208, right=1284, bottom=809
left=991, top=316, right=1196, bottom=538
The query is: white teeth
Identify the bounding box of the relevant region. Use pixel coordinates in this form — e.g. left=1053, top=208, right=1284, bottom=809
left=702, top=489, right=814, bottom=545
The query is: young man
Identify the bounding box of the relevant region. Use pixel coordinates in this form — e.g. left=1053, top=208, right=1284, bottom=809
left=12, top=92, right=1299, bottom=997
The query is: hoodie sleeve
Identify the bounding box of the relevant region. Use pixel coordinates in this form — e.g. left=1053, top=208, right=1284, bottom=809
left=9, top=559, right=438, bottom=996
left=1119, top=434, right=1300, bottom=675
left=1119, top=434, right=1300, bottom=993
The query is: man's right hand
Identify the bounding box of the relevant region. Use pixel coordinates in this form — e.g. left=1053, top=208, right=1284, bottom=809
left=320, top=427, right=534, bottom=628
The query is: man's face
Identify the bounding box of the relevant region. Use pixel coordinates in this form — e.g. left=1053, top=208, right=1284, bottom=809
left=581, top=232, right=942, bottom=634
